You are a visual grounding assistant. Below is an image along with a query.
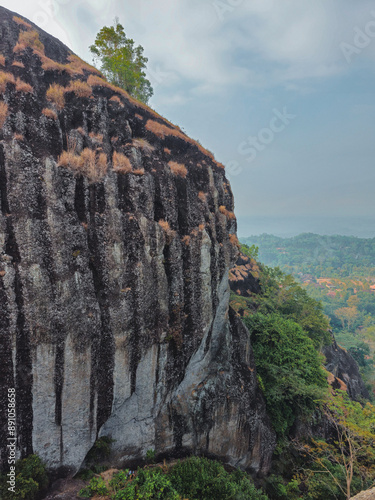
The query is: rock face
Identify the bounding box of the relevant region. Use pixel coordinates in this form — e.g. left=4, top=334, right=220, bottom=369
left=0, top=8, right=275, bottom=476
left=323, top=334, right=370, bottom=401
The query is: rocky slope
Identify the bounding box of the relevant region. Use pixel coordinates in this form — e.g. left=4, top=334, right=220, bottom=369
left=0, top=7, right=275, bottom=476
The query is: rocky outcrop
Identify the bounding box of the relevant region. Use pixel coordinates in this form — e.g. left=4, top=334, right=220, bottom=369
left=0, top=7, right=275, bottom=476
left=323, top=334, right=370, bottom=401
left=350, top=488, right=375, bottom=500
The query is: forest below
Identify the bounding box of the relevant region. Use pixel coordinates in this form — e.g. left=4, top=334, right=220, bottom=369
left=241, top=233, right=375, bottom=398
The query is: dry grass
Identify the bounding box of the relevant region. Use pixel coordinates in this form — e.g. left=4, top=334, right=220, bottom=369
left=135, top=113, right=143, bottom=120
left=14, top=30, right=44, bottom=54
left=0, top=102, right=9, bottom=128
left=109, top=95, right=123, bottom=106
left=13, top=16, right=32, bottom=29
left=0, top=72, right=15, bottom=92
left=58, top=146, right=108, bottom=183
left=12, top=61, right=24, bottom=68
left=87, top=74, right=119, bottom=93
left=198, top=191, right=207, bottom=202
left=0, top=55, right=5, bottom=66
left=112, top=151, right=132, bottom=174
left=168, top=161, right=187, bottom=178
left=219, top=205, right=236, bottom=219
left=229, top=233, right=240, bottom=248
left=46, top=84, right=65, bottom=109
left=158, top=219, right=176, bottom=242
left=41, top=57, right=67, bottom=73
left=132, top=138, right=155, bottom=154
left=15, top=78, right=33, bottom=93
left=42, top=108, right=57, bottom=120
left=77, top=127, right=85, bottom=135
left=164, top=147, right=171, bottom=155
left=133, top=168, right=145, bottom=176
left=181, top=235, right=191, bottom=246
left=66, top=80, right=92, bottom=98
left=13, top=133, right=24, bottom=141
left=199, top=223, right=205, bottom=231
left=145, top=119, right=216, bottom=162
left=89, top=132, right=103, bottom=143
left=66, top=54, right=101, bottom=76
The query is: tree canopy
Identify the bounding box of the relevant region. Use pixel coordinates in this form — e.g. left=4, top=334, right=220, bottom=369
left=90, top=19, right=153, bottom=104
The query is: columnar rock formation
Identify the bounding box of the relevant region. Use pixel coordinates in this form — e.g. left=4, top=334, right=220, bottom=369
left=0, top=7, right=275, bottom=476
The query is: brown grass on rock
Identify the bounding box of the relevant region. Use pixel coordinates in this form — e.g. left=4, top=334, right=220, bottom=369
left=89, top=132, right=103, bottom=143
left=158, top=219, right=176, bottom=242
left=46, top=83, right=65, bottom=109
left=219, top=205, right=236, bottom=219
left=135, top=113, right=143, bottom=120
left=12, top=61, right=24, bottom=68
left=109, top=95, right=123, bottom=106
left=13, top=16, right=32, bottom=29
left=0, top=55, right=5, bottom=66
left=112, top=151, right=132, bottom=174
left=133, top=168, right=145, bottom=176
left=66, top=80, right=92, bottom=98
left=229, top=233, right=240, bottom=248
left=58, top=146, right=108, bottom=183
left=42, top=108, right=57, bottom=120
left=132, top=138, right=155, bottom=154
left=13, top=133, right=24, bottom=141
left=14, top=30, right=44, bottom=54
left=66, top=54, right=101, bottom=76
left=164, top=147, right=171, bottom=155
left=198, top=191, right=207, bottom=202
left=0, top=72, right=15, bottom=92
left=168, top=161, right=187, bottom=178
left=0, top=102, right=9, bottom=128
left=15, top=78, right=33, bottom=93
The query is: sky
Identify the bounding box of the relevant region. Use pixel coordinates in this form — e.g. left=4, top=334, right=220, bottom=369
left=1, top=0, right=375, bottom=237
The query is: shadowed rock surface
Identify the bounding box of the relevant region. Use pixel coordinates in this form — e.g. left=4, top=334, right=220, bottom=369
left=0, top=7, right=275, bottom=477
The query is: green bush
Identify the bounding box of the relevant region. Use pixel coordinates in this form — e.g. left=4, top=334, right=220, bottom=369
left=79, top=476, right=109, bottom=497
left=0, top=454, right=48, bottom=500
left=244, top=313, right=328, bottom=436
left=111, top=468, right=180, bottom=500
left=169, top=456, right=268, bottom=500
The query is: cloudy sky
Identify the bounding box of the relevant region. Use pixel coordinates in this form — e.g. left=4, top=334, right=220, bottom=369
left=1, top=0, right=375, bottom=236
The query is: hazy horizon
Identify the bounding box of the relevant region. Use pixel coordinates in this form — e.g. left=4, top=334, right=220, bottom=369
left=237, top=215, right=375, bottom=239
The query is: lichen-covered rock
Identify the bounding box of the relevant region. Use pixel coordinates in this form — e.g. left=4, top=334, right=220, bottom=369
left=0, top=7, right=275, bottom=476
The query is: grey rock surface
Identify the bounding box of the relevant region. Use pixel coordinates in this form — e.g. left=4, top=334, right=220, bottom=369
left=0, top=7, right=275, bottom=476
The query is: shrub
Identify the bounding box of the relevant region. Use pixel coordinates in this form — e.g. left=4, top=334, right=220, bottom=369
left=168, top=161, right=187, bottom=178
left=79, top=476, right=109, bottom=498
left=42, top=108, right=57, bottom=120
left=0, top=71, right=16, bottom=92
left=112, top=468, right=179, bottom=500
left=66, top=80, right=92, bottom=98
left=0, top=101, right=8, bottom=128
left=169, top=457, right=269, bottom=500
left=14, top=30, right=44, bottom=54
left=113, top=151, right=132, bottom=174
left=15, top=78, right=33, bottom=93
left=13, top=16, right=32, bottom=29
left=46, top=83, right=65, bottom=109
left=0, top=454, right=49, bottom=500
left=244, top=313, right=327, bottom=436
left=0, top=54, right=5, bottom=66
left=12, top=61, right=24, bottom=68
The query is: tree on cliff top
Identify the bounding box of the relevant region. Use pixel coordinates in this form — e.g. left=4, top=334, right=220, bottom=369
left=90, top=18, right=153, bottom=104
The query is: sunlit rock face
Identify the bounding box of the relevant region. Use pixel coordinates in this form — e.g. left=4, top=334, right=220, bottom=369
left=0, top=6, right=275, bottom=476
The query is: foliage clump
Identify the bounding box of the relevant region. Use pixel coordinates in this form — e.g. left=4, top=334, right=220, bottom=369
left=79, top=456, right=268, bottom=499
left=0, top=454, right=48, bottom=500
left=89, top=18, right=153, bottom=104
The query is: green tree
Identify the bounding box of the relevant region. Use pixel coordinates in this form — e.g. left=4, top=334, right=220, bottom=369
left=90, top=18, right=153, bottom=103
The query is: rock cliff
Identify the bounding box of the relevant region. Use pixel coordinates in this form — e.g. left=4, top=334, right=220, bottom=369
left=0, top=7, right=275, bottom=476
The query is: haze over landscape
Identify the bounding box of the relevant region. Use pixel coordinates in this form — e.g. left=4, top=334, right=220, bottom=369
left=1, top=0, right=374, bottom=237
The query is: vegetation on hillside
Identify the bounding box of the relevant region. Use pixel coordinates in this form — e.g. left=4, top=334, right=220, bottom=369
left=240, top=234, right=375, bottom=397
left=90, top=18, right=153, bottom=103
